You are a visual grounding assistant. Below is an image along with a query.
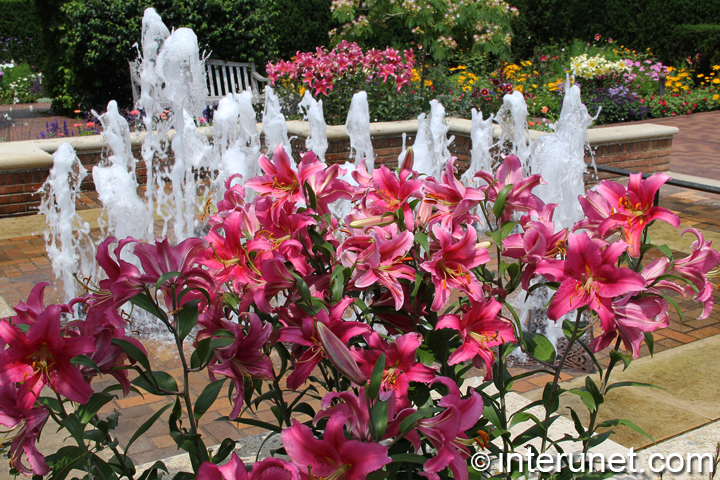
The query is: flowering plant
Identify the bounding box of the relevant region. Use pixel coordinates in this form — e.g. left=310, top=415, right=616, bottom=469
left=1, top=145, right=717, bottom=479
left=268, top=41, right=414, bottom=124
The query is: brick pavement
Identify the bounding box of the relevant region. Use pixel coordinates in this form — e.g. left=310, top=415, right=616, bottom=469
left=0, top=103, right=84, bottom=142
left=597, top=110, right=720, bottom=180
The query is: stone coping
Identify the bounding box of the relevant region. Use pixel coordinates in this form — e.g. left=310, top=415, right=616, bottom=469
left=0, top=119, right=679, bottom=172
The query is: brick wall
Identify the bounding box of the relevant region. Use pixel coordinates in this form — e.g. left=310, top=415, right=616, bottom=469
left=584, top=138, right=672, bottom=184
left=0, top=133, right=672, bottom=218
left=0, top=147, right=148, bottom=217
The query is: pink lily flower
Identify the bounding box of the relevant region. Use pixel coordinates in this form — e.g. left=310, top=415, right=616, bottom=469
left=535, top=232, right=647, bottom=326
left=214, top=174, right=246, bottom=215
left=339, top=229, right=415, bottom=310
left=575, top=173, right=680, bottom=257
left=590, top=295, right=669, bottom=357
left=277, top=297, right=370, bottom=390
left=436, top=296, right=516, bottom=379
left=0, top=305, right=95, bottom=403
left=504, top=204, right=567, bottom=289
left=420, top=158, right=484, bottom=229
left=197, top=453, right=300, bottom=480
left=474, top=154, right=545, bottom=223
left=352, top=332, right=436, bottom=409
left=313, top=387, right=387, bottom=442
left=281, top=418, right=391, bottom=480
left=209, top=313, right=275, bottom=419
left=420, top=225, right=490, bottom=312
left=673, top=228, right=720, bottom=319
left=245, top=145, right=325, bottom=222
left=134, top=237, right=214, bottom=301
left=0, top=384, right=49, bottom=476
left=366, top=164, right=423, bottom=230
left=404, top=379, right=483, bottom=480
left=303, top=154, right=355, bottom=215
left=89, top=236, right=144, bottom=310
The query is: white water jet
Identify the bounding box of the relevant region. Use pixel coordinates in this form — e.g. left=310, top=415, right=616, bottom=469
left=262, top=86, right=292, bottom=162
left=497, top=91, right=531, bottom=174
left=299, top=91, right=328, bottom=162
left=38, top=143, right=96, bottom=303
left=412, top=100, right=454, bottom=179
left=461, top=109, right=495, bottom=185
left=345, top=91, right=374, bottom=172
left=529, top=82, right=597, bottom=231
left=155, top=27, right=208, bottom=240
left=92, top=100, right=152, bottom=241
left=137, top=8, right=172, bottom=239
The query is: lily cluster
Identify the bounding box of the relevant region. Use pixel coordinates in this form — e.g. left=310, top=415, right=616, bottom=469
left=1, top=143, right=717, bottom=479
left=266, top=41, right=414, bottom=95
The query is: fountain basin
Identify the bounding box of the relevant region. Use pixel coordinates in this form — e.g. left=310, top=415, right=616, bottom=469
left=0, top=120, right=678, bottom=217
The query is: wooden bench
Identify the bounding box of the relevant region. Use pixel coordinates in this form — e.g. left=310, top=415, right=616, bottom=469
left=129, top=59, right=268, bottom=107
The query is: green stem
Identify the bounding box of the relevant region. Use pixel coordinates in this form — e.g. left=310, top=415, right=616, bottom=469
left=540, top=309, right=583, bottom=454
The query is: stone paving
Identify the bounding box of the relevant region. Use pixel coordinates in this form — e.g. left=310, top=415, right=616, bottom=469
left=0, top=102, right=84, bottom=142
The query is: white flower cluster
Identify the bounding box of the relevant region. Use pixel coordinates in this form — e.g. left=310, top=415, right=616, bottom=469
left=570, top=54, right=632, bottom=79
left=0, top=62, right=15, bottom=70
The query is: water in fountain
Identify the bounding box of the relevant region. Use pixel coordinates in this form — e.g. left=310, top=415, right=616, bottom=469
left=92, top=100, right=152, bottom=242
left=345, top=91, right=374, bottom=173
left=529, top=81, right=598, bottom=231
left=413, top=100, right=453, bottom=179
left=38, top=143, right=96, bottom=304
left=299, top=90, right=328, bottom=163
left=262, top=86, right=292, bottom=162
left=138, top=8, right=172, bottom=239
left=210, top=90, right=261, bottom=201
left=461, top=108, right=495, bottom=186
left=496, top=90, right=531, bottom=173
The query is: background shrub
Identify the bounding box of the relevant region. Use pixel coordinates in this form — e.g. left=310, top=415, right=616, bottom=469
left=33, top=0, right=274, bottom=112
left=266, top=0, right=336, bottom=62
left=509, top=0, right=720, bottom=73
left=0, top=0, right=42, bottom=64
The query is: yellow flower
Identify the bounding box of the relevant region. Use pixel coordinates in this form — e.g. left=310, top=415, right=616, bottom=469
left=713, top=65, right=720, bottom=71
left=515, top=85, right=523, bottom=92
left=714, top=94, right=719, bottom=100
left=714, top=79, right=720, bottom=84
left=532, top=84, right=537, bottom=88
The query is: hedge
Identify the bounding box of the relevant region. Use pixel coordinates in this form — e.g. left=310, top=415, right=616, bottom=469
left=0, top=0, right=42, bottom=64
left=509, top=0, right=720, bottom=71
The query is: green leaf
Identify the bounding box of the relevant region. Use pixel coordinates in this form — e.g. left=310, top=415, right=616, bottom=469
left=522, top=332, right=556, bottom=363
left=568, top=388, right=596, bottom=412
left=60, top=413, right=85, bottom=446
left=227, top=417, right=282, bottom=433
left=499, top=220, right=518, bottom=240
left=212, top=438, right=236, bottom=464
left=75, top=392, right=115, bottom=424
left=130, top=292, right=168, bottom=322
left=177, top=299, right=200, bottom=342
left=398, top=407, right=443, bottom=432
left=137, top=461, right=168, bottom=480
left=131, top=371, right=179, bottom=394
left=368, top=353, right=386, bottom=400
left=605, top=381, right=666, bottom=393
left=371, top=398, right=389, bottom=440
left=414, top=232, right=430, bottom=255
left=330, top=266, right=346, bottom=303
left=126, top=403, right=173, bottom=454
left=155, top=271, right=185, bottom=291
left=585, top=376, right=604, bottom=408
left=493, top=183, right=514, bottom=218
left=389, top=453, right=427, bottom=464
left=112, top=338, right=152, bottom=372
left=610, top=349, right=633, bottom=371
left=71, top=354, right=101, bottom=374
left=304, top=181, right=318, bottom=211
left=597, top=418, right=655, bottom=443
left=644, top=332, right=655, bottom=357
left=194, top=378, right=227, bottom=422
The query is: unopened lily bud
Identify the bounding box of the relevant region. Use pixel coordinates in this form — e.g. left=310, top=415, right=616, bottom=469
left=400, top=147, right=414, bottom=172
left=349, top=214, right=395, bottom=229
left=316, top=322, right=367, bottom=386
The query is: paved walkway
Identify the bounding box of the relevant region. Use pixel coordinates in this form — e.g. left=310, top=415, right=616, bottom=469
left=597, top=110, right=720, bottom=180
left=0, top=102, right=93, bottom=141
